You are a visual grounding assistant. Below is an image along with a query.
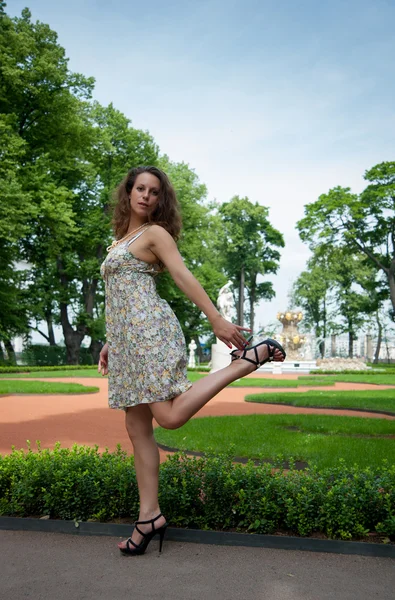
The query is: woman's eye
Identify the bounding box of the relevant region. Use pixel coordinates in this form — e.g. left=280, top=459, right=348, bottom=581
left=137, top=187, right=143, bottom=191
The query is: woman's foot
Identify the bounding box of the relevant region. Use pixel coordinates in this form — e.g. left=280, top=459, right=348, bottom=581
left=231, top=340, right=285, bottom=375
left=118, top=513, right=167, bottom=551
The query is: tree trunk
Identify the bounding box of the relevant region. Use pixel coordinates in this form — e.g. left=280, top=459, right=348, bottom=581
left=331, top=335, right=336, bottom=357
left=249, top=286, right=255, bottom=334
left=4, top=339, right=17, bottom=365
left=45, top=310, right=56, bottom=346
left=373, top=314, right=382, bottom=364
left=383, top=327, right=391, bottom=362
left=238, top=266, right=245, bottom=326
left=388, top=263, right=395, bottom=314
left=0, top=342, right=5, bottom=363
left=321, top=296, right=327, bottom=358
left=348, top=329, right=354, bottom=358
left=89, top=339, right=103, bottom=365
left=60, top=302, right=86, bottom=364
left=57, top=258, right=97, bottom=364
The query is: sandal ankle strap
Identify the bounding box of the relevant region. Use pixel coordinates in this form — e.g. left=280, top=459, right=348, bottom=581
left=135, top=512, right=162, bottom=526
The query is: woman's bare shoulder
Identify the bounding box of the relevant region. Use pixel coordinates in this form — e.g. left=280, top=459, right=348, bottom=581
left=147, top=224, right=173, bottom=241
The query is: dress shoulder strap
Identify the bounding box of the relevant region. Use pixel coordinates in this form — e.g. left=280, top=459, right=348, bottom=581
left=127, top=227, right=150, bottom=247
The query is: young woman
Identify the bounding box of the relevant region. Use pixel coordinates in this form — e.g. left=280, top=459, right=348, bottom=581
left=98, top=166, right=286, bottom=556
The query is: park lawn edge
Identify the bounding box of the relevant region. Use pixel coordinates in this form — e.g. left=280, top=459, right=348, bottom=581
left=244, top=389, right=395, bottom=415
left=0, top=381, right=99, bottom=394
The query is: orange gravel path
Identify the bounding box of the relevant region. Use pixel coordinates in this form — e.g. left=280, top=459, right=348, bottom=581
left=0, top=377, right=394, bottom=461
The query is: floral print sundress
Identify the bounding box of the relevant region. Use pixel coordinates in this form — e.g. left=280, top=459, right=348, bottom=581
left=100, top=228, right=192, bottom=410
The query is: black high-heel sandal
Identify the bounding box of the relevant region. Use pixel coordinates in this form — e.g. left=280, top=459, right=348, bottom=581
left=230, top=334, right=254, bottom=362
left=230, top=337, right=286, bottom=370
left=119, top=513, right=168, bottom=556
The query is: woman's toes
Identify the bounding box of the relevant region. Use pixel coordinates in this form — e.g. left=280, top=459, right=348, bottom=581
left=273, top=348, right=285, bottom=361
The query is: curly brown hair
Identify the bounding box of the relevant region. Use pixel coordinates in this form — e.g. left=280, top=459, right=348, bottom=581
left=112, top=166, right=182, bottom=241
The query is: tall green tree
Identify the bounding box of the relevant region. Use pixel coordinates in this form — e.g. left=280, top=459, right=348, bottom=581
left=0, top=6, right=230, bottom=364
left=297, top=161, right=395, bottom=314
left=51, top=103, right=158, bottom=363
left=1, top=7, right=160, bottom=362
left=0, top=7, right=94, bottom=360
left=293, top=244, right=386, bottom=358
left=0, top=117, right=32, bottom=357
left=291, top=249, right=333, bottom=358
left=217, top=197, right=284, bottom=332
left=327, top=249, right=375, bottom=357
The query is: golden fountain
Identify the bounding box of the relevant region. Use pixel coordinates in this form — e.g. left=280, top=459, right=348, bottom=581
left=276, top=311, right=306, bottom=360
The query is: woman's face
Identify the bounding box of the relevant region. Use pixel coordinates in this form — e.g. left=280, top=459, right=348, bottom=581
left=130, top=172, right=161, bottom=220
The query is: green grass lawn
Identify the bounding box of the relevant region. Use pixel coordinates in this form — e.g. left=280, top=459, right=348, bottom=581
left=154, top=413, right=395, bottom=469
left=367, top=362, right=395, bottom=370
left=300, top=373, right=395, bottom=386
left=0, top=369, right=103, bottom=378
left=0, top=380, right=99, bottom=394
left=245, top=389, right=395, bottom=414
left=1, top=367, right=393, bottom=391
left=230, top=377, right=333, bottom=388
left=186, top=372, right=333, bottom=387
left=0, top=369, right=209, bottom=381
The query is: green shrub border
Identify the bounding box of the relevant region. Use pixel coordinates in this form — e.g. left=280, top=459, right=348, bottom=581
left=1, top=443, right=394, bottom=544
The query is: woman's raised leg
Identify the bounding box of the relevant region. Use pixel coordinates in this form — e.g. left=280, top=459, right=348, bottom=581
left=118, top=404, right=166, bottom=550
left=149, top=342, right=285, bottom=429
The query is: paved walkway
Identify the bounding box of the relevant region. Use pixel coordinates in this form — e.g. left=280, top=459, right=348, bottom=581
left=0, top=376, right=393, bottom=457
left=1, top=530, right=394, bottom=600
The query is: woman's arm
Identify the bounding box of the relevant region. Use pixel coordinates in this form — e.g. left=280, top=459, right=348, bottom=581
left=147, top=226, right=250, bottom=350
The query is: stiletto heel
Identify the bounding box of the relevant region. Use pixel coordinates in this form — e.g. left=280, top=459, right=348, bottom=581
left=119, top=513, right=168, bottom=556
left=159, top=527, right=166, bottom=553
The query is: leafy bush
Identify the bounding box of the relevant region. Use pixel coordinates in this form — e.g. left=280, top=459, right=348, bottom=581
left=0, top=444, right=394, bottom=541
left=21, top=345, right=94, bottom=367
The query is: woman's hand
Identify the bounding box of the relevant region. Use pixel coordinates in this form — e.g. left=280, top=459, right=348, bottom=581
left=212, top=316, right=251, bottom=350
left=98, top=342, right=108, bottom=376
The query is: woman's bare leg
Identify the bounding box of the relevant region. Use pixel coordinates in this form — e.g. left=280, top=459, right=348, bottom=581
left=149, top=343, right=284, bottom=429
left=118, top=404, right=166, bottom=550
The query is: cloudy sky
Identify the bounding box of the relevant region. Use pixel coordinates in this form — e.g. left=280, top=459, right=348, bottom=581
left=11, top=0, right=395, bottom=337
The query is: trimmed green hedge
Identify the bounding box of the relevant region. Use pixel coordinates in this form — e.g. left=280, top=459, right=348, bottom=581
left=0, top=365, right=97, bottom=374
left=315, top=369, right=395, bottom=375
left=0, top=443, right=394, bottom=541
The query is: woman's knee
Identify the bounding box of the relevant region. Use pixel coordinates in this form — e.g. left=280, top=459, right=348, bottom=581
left=150, top=410, right=183, bottom=430
left=125, top=405, right=153, bottom=438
